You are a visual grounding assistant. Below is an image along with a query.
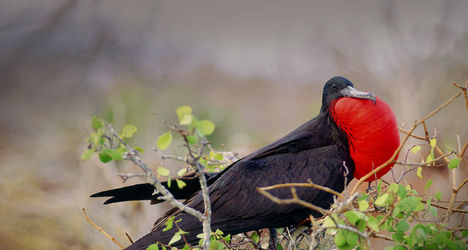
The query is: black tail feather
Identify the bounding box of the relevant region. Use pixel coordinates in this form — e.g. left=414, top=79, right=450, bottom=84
left=91, top=183, right=156, bottom=204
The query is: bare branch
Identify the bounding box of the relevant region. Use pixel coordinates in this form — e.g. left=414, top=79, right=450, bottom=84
left=83, top=208, right=124, bottom=249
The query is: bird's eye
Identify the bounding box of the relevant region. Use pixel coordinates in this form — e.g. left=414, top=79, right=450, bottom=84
left=332, top=84, right=338, bottom=89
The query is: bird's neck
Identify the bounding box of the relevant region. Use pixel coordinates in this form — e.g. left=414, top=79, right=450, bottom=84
left=329, top=97, right=400, bottom=181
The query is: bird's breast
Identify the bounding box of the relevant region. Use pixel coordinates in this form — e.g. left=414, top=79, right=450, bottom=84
left=331, top=96, right=400, bottom=181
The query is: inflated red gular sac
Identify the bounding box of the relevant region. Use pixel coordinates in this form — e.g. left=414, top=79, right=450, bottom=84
left=331, top=89, right=400, bottom=181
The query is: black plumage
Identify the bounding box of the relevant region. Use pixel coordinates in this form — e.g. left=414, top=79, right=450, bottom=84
left=91, top=76, right=376, bottom=249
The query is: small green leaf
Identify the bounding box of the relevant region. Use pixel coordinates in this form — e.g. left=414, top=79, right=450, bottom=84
left=214, top=153, right=223, bottom=161
left=367, top=216, right=379, bottom=232
left=168, top=232, right=181, bottom=245
left=448, top=158, right=460, bottom=169
left=392, top=231, right=405, bottom=243
left=81, top=148, right=94, bottom=160
left=334, top=230, right=347, bottom=247
left=358, top=200, right=369, bottom=211
left=346, top=232, right=359, bottom=246
left=416, top=167, right=422, bottom=179
left=434, top=191, right=442, bottom=201
left=92, top=117, right=104, bottom=130
left=157, top=166, right=170, bottom=177
left=102, top=149, right=123, bottom=161
left=344, top=211, right=366, bottom=226
left=430, top=138, right=437, bottom=148
left=411, top=145, right=421, bottom=154
left=146, top=244, right=159, bottom=250
left=179, top=114, right=193, bottom=125
left=121, top=124, right=138, bottom=138
left=186, top=134, right=198, bottom=145
left=157, top=132, right=172, bottom=150
left=134, top=146, right=145, bottom=153
left=395, top=220, right=409, bottom=232
left=98, top=152, right=112, bottom=163
left=322, top=214, right=338, bottom=228
left=163, top=217, right=175, bottom=232
left=426, top=150, right=434, bottom=163
left=425, top=179, right=433, bottom=191
left=176, top=179, right=186, bottom=189
left=176, top=106, right=192, bottom=122
left=375, top=193, right=389, bottom=206
left=250, top=231, right=259, bottom=244
left=196, top=120, right=215, bottom=135
left=177, top=168, right=188, bottom=177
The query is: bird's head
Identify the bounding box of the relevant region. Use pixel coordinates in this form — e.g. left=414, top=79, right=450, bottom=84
left=321, top=76, right=375, bottom=112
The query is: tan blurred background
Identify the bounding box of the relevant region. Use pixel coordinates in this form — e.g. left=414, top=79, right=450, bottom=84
left=0, top=0, right=467, bottom=249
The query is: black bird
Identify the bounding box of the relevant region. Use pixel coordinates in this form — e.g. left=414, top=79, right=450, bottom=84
left=91, top=76, right=400, bottom=249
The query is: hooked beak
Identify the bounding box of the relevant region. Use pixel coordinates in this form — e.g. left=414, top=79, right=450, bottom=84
left=340, top=86, right=376, bottom=104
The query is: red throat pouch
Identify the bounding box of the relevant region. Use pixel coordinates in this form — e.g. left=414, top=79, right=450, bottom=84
left=332, top=96, right=400, bottom=181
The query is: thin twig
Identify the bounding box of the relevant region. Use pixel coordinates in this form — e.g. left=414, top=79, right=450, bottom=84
left=258, top=182, right=343, bottom=199
left=257, top=187, right=331, bottom=216
left=351, top=91, right=462, bottom=194
left=82, top=208, right=124, bottom=249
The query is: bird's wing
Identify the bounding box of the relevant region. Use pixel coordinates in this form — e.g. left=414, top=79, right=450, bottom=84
left=153, top=143, right=352, bottom=233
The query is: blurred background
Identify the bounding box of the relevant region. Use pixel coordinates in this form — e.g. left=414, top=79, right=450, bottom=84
left=0, top=0, right=467, bottom=249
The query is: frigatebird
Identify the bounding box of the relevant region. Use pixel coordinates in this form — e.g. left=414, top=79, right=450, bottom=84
left=91, top=76, right=400, bottom=249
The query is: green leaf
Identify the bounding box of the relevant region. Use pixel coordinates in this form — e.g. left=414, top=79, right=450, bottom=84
left=392, top=231, right=405, bottom=243
left=448, top=158, right=460, bottom=169
left=157, top=166, right=170, bottom=177
left=98, top=152, right=112, bottom=163
left=430, top=138, right=437, bottom=148
left=334, top=230, right=347, bottom=247
left=177, top=168, right=188, bottom=177
left=389, top=183, right=399, bottom=193
left=81, top=148, right=94, bottom=160
left=416, top=167, right=422, bottom=179
left=395, top=220, right=409, bottom=232
left=358, top=200, right=369, bottom=211
left=121, top=124, right=138, bottom=138
left=134, top=146, right=145, bottom=153
left=346, top=232, right=359, bottom=246
left=163, top=217, right=175, bottom=232
left=429, top=206, right=437, bottom=217
left=250, top=231, right=259, bottom=244
left=176, top=179, right=186, bottom=189
left=157, top=132, right=172, bottom=150
left=168, top=232, right=181, bottom=245
left=146, top=244, right=159, bottom=250
left=102, top=149, right=123, bottom=161
left=214, top=153, right=223, bottom=161
left=322, top=214, right=338, bottom=228
left=426, top=150, right=434, bottom=163
left=92, top=117, right=104, bottom=130
left=375, top=193, right=389, bottom=206
left=176, top=106, right=192, bottom=122
left=425, top=179, right=433, bottom=191
left=344, top=211, right=366, bottom=226
left=367, top=216, right=379, bottom=232
left=186, top=134, right=198, bottom=145
left=411, top=145, right=421, bottom=154
left=434, top=191, right=442, bottom=201
left=196, top=120, right=215, bottom=135
left=179, top=114, right=193, bottom=125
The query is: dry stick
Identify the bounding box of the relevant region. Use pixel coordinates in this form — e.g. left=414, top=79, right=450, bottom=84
left=183, top=136, right=212, bottom=250
left=257, top=187, right=331, bottom=216
left=258, top=182, right=343, bottom=199
left=106, top=124, right=205, bottom=221
left=82, top=208, right=125, bottom=249
left=420, top=200, right=468, bottom=214
left=351, top=91, right=462, bottom=194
